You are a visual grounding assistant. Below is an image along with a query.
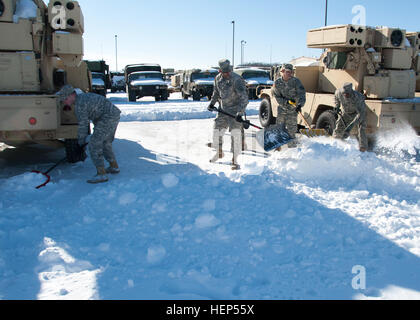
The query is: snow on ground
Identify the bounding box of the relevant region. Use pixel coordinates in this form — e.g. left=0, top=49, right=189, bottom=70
left=0, top=92, right=419, bottom=300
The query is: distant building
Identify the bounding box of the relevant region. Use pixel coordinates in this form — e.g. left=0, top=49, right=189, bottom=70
left=289, top=56, right=319, bottom=67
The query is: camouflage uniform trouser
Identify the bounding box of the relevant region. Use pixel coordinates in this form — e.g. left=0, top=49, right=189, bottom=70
left=213, top=112, right=243, bottom=160
left=277, top=106, right=298, bottom=147
left=333, top=111, right=368, bottom=150
left=90, top=113, right=120, bottom=168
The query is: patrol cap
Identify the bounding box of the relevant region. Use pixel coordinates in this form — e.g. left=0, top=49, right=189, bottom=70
left=56, top=85, right=76, bottom=102
left=341, top=82, right=353, bottom=94
left=281, top=63, right=294, bottom=72
left=218, top=59, right=233, bottom=73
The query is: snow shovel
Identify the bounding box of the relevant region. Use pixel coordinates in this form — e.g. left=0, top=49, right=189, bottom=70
left=210, top=107, right=293, bottom=152
left=286, top=100, right=328, bottom=137
left=32, top=156, right=68, bottom=189
left=298, top=111, right=328, bottom=137
left=32, top=143, right=88, bottom=189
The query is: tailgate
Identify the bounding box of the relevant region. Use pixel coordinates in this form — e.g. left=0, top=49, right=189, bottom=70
left=366, top=99, right=420, bottom=134
left=0, top=95, right=59, bottom=131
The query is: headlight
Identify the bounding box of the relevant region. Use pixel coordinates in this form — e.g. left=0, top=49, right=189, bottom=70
left=156, top=86, right=159, bottom=89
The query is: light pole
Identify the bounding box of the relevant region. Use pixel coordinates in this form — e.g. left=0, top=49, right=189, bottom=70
left=231, top=20, right=235, bottom=67
left=115, top=35, right=118, bottom=72
left=241, top=40, right=246, bottom=65
left=325, top=0, right=328, bottom=26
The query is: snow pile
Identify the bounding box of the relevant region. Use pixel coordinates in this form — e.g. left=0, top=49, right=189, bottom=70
left=374, top=124, right=420, bottom=159
left=110, top=93, right=260, bottom=122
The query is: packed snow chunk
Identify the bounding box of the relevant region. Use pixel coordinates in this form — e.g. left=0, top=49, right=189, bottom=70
left=146, top=245, right=166, bottom=264
left=195, top=214, right=220, bottom=229
left=13, top=0, right=38, bottom=22
left=202, top=199, right=216, bottom=211
left=284, top=209, right=296, bottom=219
left=37, top=237, right=101, bottom=300
left=161, top=173, right=179, bottom=188
left=118, top=192, right=138, bottom=205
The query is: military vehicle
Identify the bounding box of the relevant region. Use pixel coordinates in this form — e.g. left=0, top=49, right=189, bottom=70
left=90, top=72, right=107, bottom=96
left=259, top=24, right=420, bottom=138
left=181, top=68, right=218, bottom=101
left=124, top=63, right=169, bottom=102
left=85, top=60, right=111, bottom=95
left=0, top=0, right=90, bottom=163
left=170, top=73, right=182, bottom=93
left=110, top=71, right=125, bottom=93
left=234, top=68, right=273, bottom=99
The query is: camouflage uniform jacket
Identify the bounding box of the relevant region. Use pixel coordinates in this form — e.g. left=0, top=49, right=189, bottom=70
left=75, top=92, right=121, bottom=142
left=334, top=89, right=366, bottom=116
left=210, top=72, right=249, bottom=114
left=272, top=76, right=306, bottom=110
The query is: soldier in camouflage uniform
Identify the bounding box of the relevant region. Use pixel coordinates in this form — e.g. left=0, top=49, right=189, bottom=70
left=271, top=64, right=306, bottom=149
left=207, top=59, right=249, bottom=169
left=57, top=85, right=121, bottom=183
left=333, top=82, right=368, bottom=152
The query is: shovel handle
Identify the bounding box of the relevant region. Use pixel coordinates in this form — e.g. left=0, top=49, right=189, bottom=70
left=298, top=111, right=312, bottom=129
left=215, top=108, right=263, bottom=130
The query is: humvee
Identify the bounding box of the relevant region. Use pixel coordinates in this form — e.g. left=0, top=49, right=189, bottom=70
left=110, top=71, right=125, bottom=93
left=85, top=60, right=111, bottom=96
left=234, top=68, right=273, bottom=100
left=91, top=72, right=107, bottom=96
left=0, top=0, right=90, bottom=163
left=259, top=24, right=420, bottom=137
left=125, top=64, right=169, bottom=102
left=181, top=68, right=218, bottom=101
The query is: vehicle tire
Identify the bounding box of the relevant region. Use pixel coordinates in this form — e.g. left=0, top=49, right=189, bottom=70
left=65, top=139, right=87, bottom=163
left=182, top=90, right=188, bottom=100
left=155, top=96, right=161, bottom=101
left=259, top=98, right=275, bottom=127
left=128, top=89, right=136, bottom=102
left=316, top=110, right=337, bottom=136
left=192, top=91, right=201, bottom=101
left=162, top=91, right=169, bottom=101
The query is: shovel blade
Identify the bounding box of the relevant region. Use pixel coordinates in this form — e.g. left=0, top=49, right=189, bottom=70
left=256, top=124, right=293, bottom=152
left=299, top=128, right=328, bottom=137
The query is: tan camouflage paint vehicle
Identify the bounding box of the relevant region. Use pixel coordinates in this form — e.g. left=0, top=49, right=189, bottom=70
left=0, top=0, right=90, bottom=162
left=259, top=24, right=420, bottom=138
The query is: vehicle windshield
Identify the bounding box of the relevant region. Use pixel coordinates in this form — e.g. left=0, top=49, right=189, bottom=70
left=129, top=73, right=163, bottom=81
left=92, top=73, right=105, bottom=80
left=241, top=71, right=270, bottom=79
left=191, top=72, right=217, bottom=81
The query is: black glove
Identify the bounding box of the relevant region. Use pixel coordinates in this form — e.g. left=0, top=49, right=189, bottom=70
left=235, top=112, right=244, bottom=123
left=334, top=106, right=341, bottom=115
left=207, top=104, right=217, bottom=112
left=243, top=120, right=250, bottom=130
left=295, top=105, right=302, bottom=113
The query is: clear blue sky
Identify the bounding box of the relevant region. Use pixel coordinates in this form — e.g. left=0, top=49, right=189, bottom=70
left=77, top=0, right=420, bottom=71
